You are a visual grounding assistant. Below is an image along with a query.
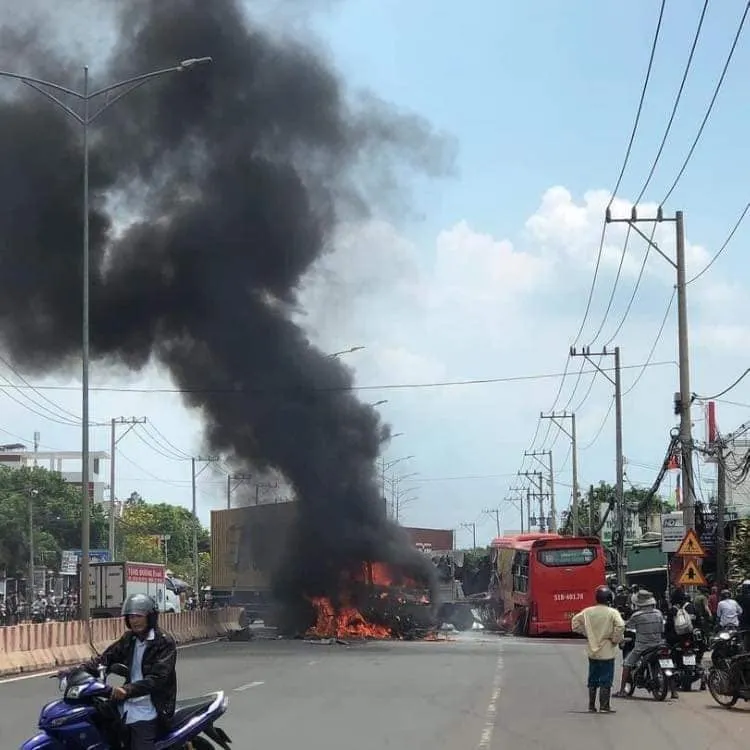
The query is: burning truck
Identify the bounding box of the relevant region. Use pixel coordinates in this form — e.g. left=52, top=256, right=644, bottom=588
left=211, top=503, right=436, bottom=639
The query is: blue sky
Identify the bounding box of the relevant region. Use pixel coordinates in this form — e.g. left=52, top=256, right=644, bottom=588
left=4, top=1, right=750, bottom=548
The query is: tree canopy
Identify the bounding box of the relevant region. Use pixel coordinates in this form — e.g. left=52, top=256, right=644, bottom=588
left=117, top=492, right=210, bottom=587
left=0, top=465, right=108, bottom=577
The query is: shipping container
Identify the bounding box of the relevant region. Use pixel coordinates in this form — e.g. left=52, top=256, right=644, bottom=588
left=87, top=562, right=173, bottom=618
left=211, top=502, right=297, bottom=593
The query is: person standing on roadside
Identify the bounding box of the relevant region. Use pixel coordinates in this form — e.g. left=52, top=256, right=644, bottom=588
left=571, top=586, right=625, bottom=714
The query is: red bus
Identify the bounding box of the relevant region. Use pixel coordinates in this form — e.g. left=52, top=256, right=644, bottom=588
left=487, top=533, right=606, bottom=636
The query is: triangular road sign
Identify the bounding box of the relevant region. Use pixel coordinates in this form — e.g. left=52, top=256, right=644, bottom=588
left=675, top=529, right=706, bottom=558
left=677, top=559, right=707, bottom=587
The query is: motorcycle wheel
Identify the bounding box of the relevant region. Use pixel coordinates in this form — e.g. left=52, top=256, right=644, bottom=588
left=624, top=679, right=636, bottom=697
left=650, top=666, right=668, bottom=701
left=707, top=668, right=738, bottom=709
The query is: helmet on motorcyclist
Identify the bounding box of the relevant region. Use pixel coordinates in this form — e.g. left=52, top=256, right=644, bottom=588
left=720, top=589, right=732, bottom=600
left=595, top=585, right=613, bottom=605
left=615, top=585, right=625, bottom=594
left=122, top=593, right=158, bottom=630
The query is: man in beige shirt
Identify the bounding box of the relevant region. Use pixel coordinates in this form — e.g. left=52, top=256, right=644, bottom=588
left=571, top=586, right=625, bottom=713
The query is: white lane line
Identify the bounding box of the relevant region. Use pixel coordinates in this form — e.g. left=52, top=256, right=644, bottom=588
left=0, top=637, right=224, bottom=685
left=477, top=652, right=503, bottom=750
left=234, top=681, right=265, bottom=691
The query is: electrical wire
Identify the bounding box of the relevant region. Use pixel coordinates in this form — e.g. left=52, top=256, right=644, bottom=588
left=599, top=1, right=708, bottom=346
left=622, top=288, right=676, bottom=397
left=572, top=0, right=666, bottom=348
left=580, top=397, right=615, bottom=451
left=142, top=422, right=192, bottom=460
left=694, top=368, right=750, bottom=401
left=687, top=201, right=750, bottom=284
left=661, top=1, right=750, bottom=206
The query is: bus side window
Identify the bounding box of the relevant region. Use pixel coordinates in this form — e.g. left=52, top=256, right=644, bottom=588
left=512, top=551, right=529, bottom=593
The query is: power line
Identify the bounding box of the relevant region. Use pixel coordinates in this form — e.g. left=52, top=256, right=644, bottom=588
left=687, top=200, right=750, bottom=284
left=0, top=360, right=676, bottom=395
left=694, top=368, right=750, bottom=401
left=661, top=1, right=750, bottom=206
left=598, top=1, right=708, bottom=344
left=572, top=0, right=666, bottom=347
left=622, top=289, right=675, bottom=396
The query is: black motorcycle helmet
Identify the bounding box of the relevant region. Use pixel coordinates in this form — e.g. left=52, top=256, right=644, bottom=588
left=595, top=585, right=613, bottom=605
left=122, top=593, right=159, bottom=630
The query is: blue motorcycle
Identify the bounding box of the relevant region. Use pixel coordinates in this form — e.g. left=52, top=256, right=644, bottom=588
left=21, top=663, right=233, bottom=750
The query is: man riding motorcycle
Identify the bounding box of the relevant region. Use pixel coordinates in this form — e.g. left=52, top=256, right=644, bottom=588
left=80, top=593, right=177, bottom=750
left=615, top=589, right=664, bottom=698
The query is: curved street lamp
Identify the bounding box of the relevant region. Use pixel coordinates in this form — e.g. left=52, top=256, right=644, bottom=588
left=0, top=57, right=213, bottom=621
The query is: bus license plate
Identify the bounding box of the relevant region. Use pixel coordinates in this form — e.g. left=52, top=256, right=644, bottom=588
left=659, top=659, right=674, bottom=669
left=683, top=654, right=696, bottom=666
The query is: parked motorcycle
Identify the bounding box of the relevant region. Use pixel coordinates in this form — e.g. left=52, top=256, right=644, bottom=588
left=670, top=629, right=706, bottom=691
left=20, top=664, right=233, bottom=750
left=620, top=628, right=674, bottom=701
left=711, top=628, right=748, bottom=670
left=707, top=653, right=750, bottom=709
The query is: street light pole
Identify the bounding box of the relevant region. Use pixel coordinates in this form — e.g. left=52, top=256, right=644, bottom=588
left=0, top=57, right=212, bottom=621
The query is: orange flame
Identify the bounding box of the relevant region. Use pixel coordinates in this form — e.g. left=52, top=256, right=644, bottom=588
left=307, top=596, right=391, bottom=639
left=303, top=561, right=432, bottom=640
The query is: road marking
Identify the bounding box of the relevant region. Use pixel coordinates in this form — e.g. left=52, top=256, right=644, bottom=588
left=0, top=637, right=224, bottom=685
left=234, top=681, right=265, bottom=691
left=307, top=660, right=319, bottom=666
left=477, top=652, right=503, bottom=750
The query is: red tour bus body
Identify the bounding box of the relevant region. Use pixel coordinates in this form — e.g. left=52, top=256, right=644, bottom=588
left=489, top=533, right=606, bottom=636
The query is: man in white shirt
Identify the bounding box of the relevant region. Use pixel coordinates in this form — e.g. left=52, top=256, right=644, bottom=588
left=716, top=589, right=743, bottom=629
left=571, top=586, right=625, bottom=713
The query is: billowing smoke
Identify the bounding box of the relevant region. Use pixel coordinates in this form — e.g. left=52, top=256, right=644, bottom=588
left=0, top=1, right=445, bottom=625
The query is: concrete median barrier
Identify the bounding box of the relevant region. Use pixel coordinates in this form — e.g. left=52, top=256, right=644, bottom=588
left=0, top=607, right=244, bottom=676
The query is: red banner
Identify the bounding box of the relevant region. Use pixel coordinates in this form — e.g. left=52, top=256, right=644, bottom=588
left=126, top=563, right=165, bottom=583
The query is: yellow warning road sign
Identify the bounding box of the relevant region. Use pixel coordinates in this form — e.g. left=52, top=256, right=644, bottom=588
left=674, top=529, right=706, bottom=558
left=677, top=559, right=707, bottom=587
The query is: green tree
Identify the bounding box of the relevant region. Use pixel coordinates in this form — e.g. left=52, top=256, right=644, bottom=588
left=728, top=518, right=750, bottom=586
left=0, top=465, right=108, bottom=576
left=117, top=494, right=210, bottom=587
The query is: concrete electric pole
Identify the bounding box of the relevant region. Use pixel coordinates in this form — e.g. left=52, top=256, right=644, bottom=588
left=191, top=456, right=220, bottom=592
left=571, top=346, right=624, bottom=582
left=109, top=417, right=147, bottom=559
left=524, top=451, right=556, bottom=532
left=541, top=412, right=579, bottom=535
left=226, top=473, right=252, bottom=509
left=606, top=207, right=694, bottom=530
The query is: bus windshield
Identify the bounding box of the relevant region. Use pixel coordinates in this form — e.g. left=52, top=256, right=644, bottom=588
left=537, top=547, right=597, bottom=567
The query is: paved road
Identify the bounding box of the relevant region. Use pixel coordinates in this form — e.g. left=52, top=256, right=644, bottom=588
left=0, top=632, right=747, bottom=749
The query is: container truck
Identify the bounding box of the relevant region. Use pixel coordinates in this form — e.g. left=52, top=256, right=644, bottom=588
left=87, top=561, right=181, bottom=618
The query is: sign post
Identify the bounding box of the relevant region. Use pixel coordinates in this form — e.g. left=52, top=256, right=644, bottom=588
left=674, top=529, right=707, bottom=588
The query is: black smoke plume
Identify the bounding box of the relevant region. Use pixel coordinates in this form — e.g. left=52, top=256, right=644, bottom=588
left=0, top=1, right=445, bottom=625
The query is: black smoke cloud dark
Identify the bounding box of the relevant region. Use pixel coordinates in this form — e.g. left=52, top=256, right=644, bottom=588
left=0, top=1, right=444, bottom=623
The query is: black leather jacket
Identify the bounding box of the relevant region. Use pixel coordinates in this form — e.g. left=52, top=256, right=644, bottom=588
left=82, top=627, right=177, bottom=725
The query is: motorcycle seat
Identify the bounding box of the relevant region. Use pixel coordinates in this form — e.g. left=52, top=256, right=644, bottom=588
left=169, top=694, right=219, bottom=729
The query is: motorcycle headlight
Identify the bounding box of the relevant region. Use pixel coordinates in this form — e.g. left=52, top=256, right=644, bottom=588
left=719, top=632, right=731, bottom=641
left=66, top=685, right=82, bottom=699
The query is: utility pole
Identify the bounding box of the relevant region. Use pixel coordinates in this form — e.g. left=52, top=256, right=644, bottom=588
left=524, top=452, right=556, bottom=531
left=607, top=207, right=694, bottom=530
left=483, top=507, right=501, bottom=536
left=506, top=486, right=526, bottom=533
left=28, top=489, right=37, bottom=596
left=461, top=522, right=477, bottom=549
left=716, top=439, right=726, bottom=586
left=192, top=456, right=220, bottom=593
left=571, top=346, right=625, bottom=582
left=109, top=417, right=147, bottom=559
left=541, top=411, right=579, bottom=535
left=226, top=473, right=252, bottom=509
left=519, top=470, right=544, bottom=531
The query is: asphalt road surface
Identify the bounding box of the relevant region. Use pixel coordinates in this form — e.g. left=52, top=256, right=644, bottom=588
left=0, top=631, right=747, bottom=749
